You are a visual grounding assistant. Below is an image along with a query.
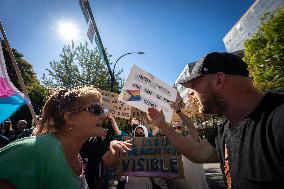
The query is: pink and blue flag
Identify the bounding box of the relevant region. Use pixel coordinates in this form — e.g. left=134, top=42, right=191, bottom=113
left=0, top=42, right=29, bottom=123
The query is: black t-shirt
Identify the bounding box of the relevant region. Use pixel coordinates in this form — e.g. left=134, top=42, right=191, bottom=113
left=80, top=137, right=108, bottom=189
left=215, top=92, right=284, bottom=189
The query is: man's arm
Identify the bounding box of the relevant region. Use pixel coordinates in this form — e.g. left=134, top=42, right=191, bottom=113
left=176, top=111, right=200, bottom=141
left=148, top=107, right=219, bottom=163
left=170, top=91, right=200, bottom=141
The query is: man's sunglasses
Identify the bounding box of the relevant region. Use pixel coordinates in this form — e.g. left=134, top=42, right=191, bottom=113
left=76, top=104, right=106, bottom=116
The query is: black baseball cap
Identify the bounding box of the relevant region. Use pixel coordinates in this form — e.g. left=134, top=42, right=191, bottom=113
left=178, top=52, right=249, bottom=85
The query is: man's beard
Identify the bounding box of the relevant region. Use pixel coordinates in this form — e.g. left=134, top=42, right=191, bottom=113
left=199, top=88, right=227, bottom=115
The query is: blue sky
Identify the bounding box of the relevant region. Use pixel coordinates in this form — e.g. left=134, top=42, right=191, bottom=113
left=0, top=0, right=254, bottom=86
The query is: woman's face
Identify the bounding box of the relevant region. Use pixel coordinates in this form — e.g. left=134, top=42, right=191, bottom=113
left=69, top=99, right=107, bottom=137
left=135, top=128, right=145, bottom=137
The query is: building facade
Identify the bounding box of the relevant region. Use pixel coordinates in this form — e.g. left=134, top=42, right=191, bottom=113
left=175, top=62, right=195, bottom=103
left=223, top=0, right=284, bottom=53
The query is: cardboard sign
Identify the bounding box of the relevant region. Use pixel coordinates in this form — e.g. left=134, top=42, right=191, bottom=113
left=99, top=89, right=131, bottom=119
left=118, top=137, right=184, bottom=178
left=118, top=65, right=177, bottom=123
left=131, top=107, right=147, bottom=120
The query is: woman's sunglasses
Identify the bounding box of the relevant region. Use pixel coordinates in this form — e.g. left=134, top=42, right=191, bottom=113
left=76, top=104, right=106, bottom=116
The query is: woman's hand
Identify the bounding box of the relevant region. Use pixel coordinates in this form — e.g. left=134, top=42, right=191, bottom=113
left=109, top=139, right=132, bottom=154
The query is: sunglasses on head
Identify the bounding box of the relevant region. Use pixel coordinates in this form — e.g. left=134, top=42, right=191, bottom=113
left=79, top=104, right=106, bottom=116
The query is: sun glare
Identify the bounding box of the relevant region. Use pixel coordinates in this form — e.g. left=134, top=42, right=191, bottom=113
left=56, top=21, right=79, bottom=41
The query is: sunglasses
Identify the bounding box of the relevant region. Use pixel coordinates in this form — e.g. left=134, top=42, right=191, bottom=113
left=77, top=104, right=106, bottom=116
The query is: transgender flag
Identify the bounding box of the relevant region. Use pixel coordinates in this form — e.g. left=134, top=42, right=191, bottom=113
left=0, top=42, right=29, bottom=123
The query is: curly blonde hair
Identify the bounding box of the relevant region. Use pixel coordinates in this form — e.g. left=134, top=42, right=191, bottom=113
left=33, top=86, right=102, bottom=135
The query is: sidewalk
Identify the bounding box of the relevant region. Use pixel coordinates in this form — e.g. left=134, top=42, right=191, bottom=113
left=203, top=163, right=226, bottom=189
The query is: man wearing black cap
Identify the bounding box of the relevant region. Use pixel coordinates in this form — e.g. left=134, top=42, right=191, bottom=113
left=148, top=52, right=284, bottom=189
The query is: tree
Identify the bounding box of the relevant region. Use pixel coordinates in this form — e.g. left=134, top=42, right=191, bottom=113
left=42, top=41, right=123, bottom=93
left=1, top=40, right=48, bottom=128
left=244, top=6, right=284, bottom=91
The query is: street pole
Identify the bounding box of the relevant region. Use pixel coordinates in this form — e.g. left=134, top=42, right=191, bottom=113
left=81, top=0, right=115, bottom=91
left=111, top=51, right=144, bottom=91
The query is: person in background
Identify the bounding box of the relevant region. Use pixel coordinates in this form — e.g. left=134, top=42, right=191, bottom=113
left=2, top=121, right=13, bottom=141
left=141, top=115, right=160, bottom=137
left=107, top=113, right=128, bottom=141
left=0, top=123, right=9, bottom=148
left=129, top=118, right=140, bottom=135
left=10, top=120, right=32, bottom=141
left=0, top=86, right=132, bottom=189
left=107, top=116, right=162, bottom=189
left=124, top=125, right=154, bottom=189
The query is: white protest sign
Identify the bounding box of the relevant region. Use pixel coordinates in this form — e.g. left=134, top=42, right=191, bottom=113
left=118, top=65, right=177, bottom=123
left=99, top=89, right=132, bottom=119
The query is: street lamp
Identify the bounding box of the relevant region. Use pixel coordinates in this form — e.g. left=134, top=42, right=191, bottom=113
left=111, top=51, right=144, bottom=91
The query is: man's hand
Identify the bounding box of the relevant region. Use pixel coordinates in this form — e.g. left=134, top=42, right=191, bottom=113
left=148, top=107, right=166, bottom=128
left=109, top=140, right=132, bottom=154
left=170, top=92, right=185, bottom=111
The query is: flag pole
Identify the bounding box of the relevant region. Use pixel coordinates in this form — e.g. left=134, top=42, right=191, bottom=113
left=0, top=21, right=39, bottom=127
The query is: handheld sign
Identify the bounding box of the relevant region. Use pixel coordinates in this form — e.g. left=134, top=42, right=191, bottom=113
left=99, top=89, right=132, bottom=119
left=118, top=65, right=177, bottom=123
left=131, top=107, right=147, bottom=120
left=118, top=137, right=184, bottom=178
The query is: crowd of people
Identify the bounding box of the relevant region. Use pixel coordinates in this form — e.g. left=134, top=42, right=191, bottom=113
left=0, top=52, right=283, bottom=189
left=0, top=119, right=32, bottom=147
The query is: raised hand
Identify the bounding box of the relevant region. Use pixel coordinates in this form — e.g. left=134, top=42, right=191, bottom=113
left=147, top=107, right=166, bottom=128
left=170, top=91, right=185, bottom=111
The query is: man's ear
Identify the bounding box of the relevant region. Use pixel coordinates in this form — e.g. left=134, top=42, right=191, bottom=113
left=214, top=72, right=226, bottom=89
left=63, top=112, right=76, bottom=125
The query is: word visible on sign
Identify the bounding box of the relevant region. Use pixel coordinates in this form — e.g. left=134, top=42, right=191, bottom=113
left=118, top=137, right=184, bottom=178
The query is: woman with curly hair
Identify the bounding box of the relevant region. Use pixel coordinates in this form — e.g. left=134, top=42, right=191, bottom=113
left=0, top=86, right=131, bottom=189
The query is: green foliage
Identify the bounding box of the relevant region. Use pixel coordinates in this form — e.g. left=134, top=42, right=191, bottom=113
left=1, top=40, right=48, bottom=127
left=244, top=6, right=284, bottom=91
left=42, top=41, right=123, bottom=93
